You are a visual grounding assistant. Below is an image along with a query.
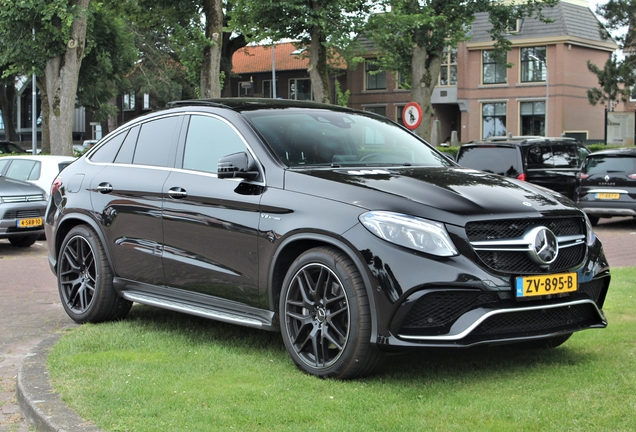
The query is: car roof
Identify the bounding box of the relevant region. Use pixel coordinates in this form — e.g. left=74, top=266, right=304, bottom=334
left=587, top=147, right=636, bottom=157
left=167, top=98, right=359, bottom=114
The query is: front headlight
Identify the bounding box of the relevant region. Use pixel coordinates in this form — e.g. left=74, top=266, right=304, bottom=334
left=359, top=211, right=458, bottom=257
left=583, top=212, right=596, bottom=247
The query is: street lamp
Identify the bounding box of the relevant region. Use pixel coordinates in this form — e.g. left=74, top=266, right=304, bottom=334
left=529, top=54, right=548, bottom=136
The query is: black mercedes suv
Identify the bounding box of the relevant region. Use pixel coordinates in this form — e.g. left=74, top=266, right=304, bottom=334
left=45, top=99, right=610, bottom=378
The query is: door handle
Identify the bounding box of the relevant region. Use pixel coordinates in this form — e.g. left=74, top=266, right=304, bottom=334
left=168, top=187, right=187, bottom=199
left=96, top=182, right=113, bottom=194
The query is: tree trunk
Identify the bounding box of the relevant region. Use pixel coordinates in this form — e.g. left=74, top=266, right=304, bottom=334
left=411, top=43, right=441, bottom=142
left=40, top=89, right=51, bottom=154
left=45, top=0, right=89, bottom=156
left=200, top=0, right=224, bottom=99
left=308, top=26, right=331, bottom=104
left=0, top=79, right=18, bottom=141
left=107, top=96, right=118, bottom=135
left=221, top=33, right=247, bottom=98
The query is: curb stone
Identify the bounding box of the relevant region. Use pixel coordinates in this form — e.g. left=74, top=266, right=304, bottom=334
left=16, top=334, right=102, bottom=432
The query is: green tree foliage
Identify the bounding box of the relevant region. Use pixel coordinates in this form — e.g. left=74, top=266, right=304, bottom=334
left=0, top=0, right=90, bottom=156
left=231, top=0, right=371, bottom=104
left=365, top=0, right=555, bottom=141
left=587, top=0, right=636, bottom=108
left=77, top=1, right=137, bottom=124
left=587, top=55, right=631, bottom=109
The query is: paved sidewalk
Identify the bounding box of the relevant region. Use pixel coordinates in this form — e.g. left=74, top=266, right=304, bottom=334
left=1, top=217, right=635, bottom=431
left=0, top=240, right=75, bottom=431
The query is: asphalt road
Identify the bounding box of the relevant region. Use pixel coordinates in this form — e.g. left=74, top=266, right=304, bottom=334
left=0, top=217, right=634, bottom=430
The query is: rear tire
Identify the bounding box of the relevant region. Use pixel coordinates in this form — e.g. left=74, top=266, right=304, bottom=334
left=280, top=247, right=384, bottom=379
left=9, top=236, right=37, bottom=247
left=57, top=225, right=132, bottom=323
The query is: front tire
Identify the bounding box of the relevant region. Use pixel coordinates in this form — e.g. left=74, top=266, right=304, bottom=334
left=280, top=247, right=384, bottom=379
left=57, top=225, right=132, bottom=323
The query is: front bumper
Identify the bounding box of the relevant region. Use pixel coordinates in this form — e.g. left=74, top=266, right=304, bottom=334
left=0, top=202, right=46, bottom=239
left=342, top=222, right=610, bottom=350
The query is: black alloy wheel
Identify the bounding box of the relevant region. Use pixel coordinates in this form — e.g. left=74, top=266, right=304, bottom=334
left=280, top=247, right=384, bottom=379
left=58, top=225, right=131, bottom=323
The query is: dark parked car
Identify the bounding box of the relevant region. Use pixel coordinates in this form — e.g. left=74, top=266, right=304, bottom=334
left=576, top=147, right=636, bottom=225
left=45, top=99, right=610, bottom=379
left=456, top=138, right=590, bottom=200
left=0, top=177, right=46, bottom=247
left=0, top=140, right=27, bottom=154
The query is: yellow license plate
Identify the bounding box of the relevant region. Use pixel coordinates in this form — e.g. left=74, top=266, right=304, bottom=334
left=596, top=192, right=620, bottom=200
left=17, top=217, right=43, bottom=228
left=515, top=272, right=577, bottom=297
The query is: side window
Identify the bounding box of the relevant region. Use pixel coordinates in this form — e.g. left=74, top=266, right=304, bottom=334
left=0, top=159, right=9, bottom=174
left=577, top=145, right=590, bottom=164
left=133, top=116, right=180, bottom=167
left=90, top=131, right=128, bottom=163
left=182, top=115, right=248, bottom=174
left=115, top=127, right=139, bottom=164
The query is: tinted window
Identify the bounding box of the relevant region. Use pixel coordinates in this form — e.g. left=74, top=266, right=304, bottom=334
left=90, top=131, right=127, bottom=163
left=182, top=115, right=247, bottom=174
left=584, top=155, right=636, bottom=175
left=133, top=116, right=180, bottom=167
left=115, top=127, right=140, bottom=164
left=457, top=147, right=521, bottom=177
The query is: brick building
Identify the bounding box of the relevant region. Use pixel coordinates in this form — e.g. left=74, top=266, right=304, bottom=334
left=347, top=0, right=617, bottom=143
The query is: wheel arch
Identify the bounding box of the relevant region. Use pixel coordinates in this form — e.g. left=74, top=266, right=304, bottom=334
left=52, top=214, right=113, bottom=274
left=267, top=233, right=379, bottom=340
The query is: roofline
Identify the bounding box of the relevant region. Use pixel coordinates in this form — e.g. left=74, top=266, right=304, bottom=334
left=466, top=35, right=617, bottom=52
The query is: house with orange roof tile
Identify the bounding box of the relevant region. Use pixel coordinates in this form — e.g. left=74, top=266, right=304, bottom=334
left=228, top=42, right=347, bottom=102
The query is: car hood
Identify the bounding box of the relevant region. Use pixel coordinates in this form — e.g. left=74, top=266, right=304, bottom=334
left=0, top=177, right=45, bottom=196
left=284, top=167, right=578, bottom=226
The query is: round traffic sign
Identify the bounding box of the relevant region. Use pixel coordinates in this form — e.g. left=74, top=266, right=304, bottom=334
left=402, top=102, right=423, bottom=130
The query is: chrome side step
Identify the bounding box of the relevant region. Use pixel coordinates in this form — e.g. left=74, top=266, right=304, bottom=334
left=119, top=289, right=275, bottom=330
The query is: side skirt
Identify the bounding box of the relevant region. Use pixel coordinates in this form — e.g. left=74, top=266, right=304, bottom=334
left=113, top=278, right=277, bottom=331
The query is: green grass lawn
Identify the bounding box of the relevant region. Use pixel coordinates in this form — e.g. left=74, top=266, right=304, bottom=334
left=49, top=268, right=636, bottom=432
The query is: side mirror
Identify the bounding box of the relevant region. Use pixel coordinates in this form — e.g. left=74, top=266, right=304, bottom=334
left=218, top=152, right=259, bottom=180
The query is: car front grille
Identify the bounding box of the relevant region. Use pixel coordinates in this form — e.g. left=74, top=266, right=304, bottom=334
left=2, top=208, right=45, bottom=219
left=466, top=217, right=585, bottom=241
left=470, top=302, right=601, bottom=336
left=465, top=217, right=587, bottom=274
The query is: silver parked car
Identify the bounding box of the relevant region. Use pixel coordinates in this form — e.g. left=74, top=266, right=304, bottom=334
left=0, top=177, right=46, bottom=247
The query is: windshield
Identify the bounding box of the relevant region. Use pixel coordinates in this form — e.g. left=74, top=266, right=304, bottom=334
left=242, top=109, right=451, bottom=168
